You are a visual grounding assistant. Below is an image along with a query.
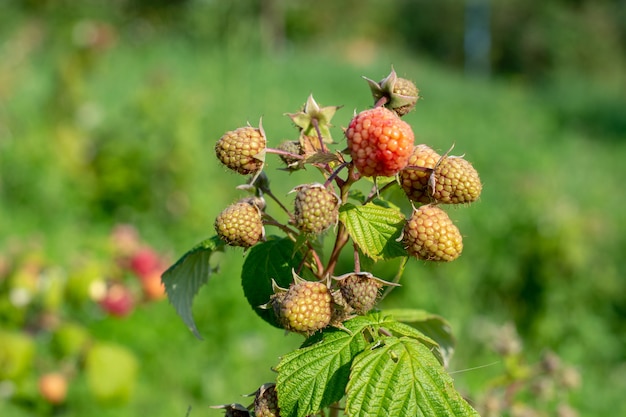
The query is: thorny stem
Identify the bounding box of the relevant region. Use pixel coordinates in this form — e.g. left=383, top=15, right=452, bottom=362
left=263, top=187, right=293, bottom=218
left=325, top=223, right=350, bottom=278
left=353, top=242, right=361, bottom=273
left=325, top=163, right=358, bottom=277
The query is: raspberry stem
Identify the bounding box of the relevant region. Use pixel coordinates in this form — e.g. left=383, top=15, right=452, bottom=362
left=323, top=161, right=349, bottom=189
left=261, top=213, right=298, bottom=239
left=353, top=242, right=361, bottom=273
left=374, top=95, right=389, bottom=108
left=262, top=187, right=293, bottom=218
left=310, top=117, right=327, bottom=153
left=323, top=163, right=358, bottom=277
left=306, top=243, right=325, bottom=277
left=265, top=147, right=305, bottom=160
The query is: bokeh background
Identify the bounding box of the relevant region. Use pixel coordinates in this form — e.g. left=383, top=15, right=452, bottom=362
left=1, top=1, right=625, bottom=416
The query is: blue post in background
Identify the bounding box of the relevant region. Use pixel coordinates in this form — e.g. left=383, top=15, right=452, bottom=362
left=465, top=0, right=491, bottom=77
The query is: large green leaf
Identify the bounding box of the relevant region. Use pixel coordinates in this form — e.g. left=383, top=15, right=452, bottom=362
left=346, top=337, right=479, bottom=417
left=383, top=308, right=456, bottom=368
left=241, top=236, right=310, bottom=328
left=275, top=317, right=371, bottom=417
left=338, top=202, right=407, bottom=261
left=161, top=236, right=224, bottom=339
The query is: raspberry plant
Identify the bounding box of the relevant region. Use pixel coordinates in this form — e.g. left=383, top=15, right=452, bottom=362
left=162, top=67, right=483, bottom=417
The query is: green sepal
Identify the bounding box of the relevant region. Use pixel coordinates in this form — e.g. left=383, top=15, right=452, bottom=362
left=286, top=94, right=340, bottom=144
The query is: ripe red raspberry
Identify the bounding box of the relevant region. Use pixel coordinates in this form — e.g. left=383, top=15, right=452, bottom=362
left=345, top=107, right=415, bottom=177
left=292, top=184, right=339, bottom=234
left=273, top=280, right=332, bottom=335
left=430, top=156, right=482, bottom=204
left=253, top=383, right=280, bottom=417
left=403, top=205, right=463, bottom=262
left=336, top=272, right=384, bottom=315
left=214, top=199, right=264, bottom=248
left=215, top=125, right=266, bottom=175
left=400, top=144, right=442, bottom=204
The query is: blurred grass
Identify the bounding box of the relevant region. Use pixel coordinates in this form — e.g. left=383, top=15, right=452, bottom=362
left=1, top=21, right=625, bottom=417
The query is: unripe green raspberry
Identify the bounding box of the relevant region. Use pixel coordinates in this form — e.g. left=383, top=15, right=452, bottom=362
left=215, top=125, right=266, bottom=175
left=253, top=383, right=280, bottom=417
left=293, top=184, right=339, bottom=234
left=273, top=280, right=332, bottom=335
left=430, top=156, right=482, bottom=204
left=400, top=144, right=441, bottom=204
left=403, top=205, right=463, bottom=262
left=277, top=140, right=303, bottom=168
left=214, top=199, right=264, bottom=248
left=336, top=272, right=383, bottom=315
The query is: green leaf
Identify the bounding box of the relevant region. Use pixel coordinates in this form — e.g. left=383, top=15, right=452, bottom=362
left=383, top=309, right=456, bottom=368
left=346, top=337, right=479, bottom=417
left=275, top=317, right=371, bottom=417
left=161, top=236, right=224, bottom=339
left=241, top=236, right=310, bottom=328
left=304, top=152, right=340, bottom=165
left=339, top=202, right=407, bottom=261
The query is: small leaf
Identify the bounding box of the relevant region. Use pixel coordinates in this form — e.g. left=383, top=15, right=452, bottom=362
left=241, top=236, right=310, bottom=328
left=346, top=337, right=479, bottom=417
left=161, top=236, right=225, bottom=339
left=275, top=317, right=371, bottom=417
left=304, top=152, right=340, bottom=165
left=339, top=203, right=407, bottom=261
left=384, top=309, right=456, bottom=368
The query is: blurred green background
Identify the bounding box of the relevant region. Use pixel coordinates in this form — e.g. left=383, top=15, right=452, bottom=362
left=1, top=0, right=625, bottom=416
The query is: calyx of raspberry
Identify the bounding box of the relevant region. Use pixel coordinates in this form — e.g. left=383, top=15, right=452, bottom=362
left=286, top=94, right=340, bottom=147
left=363, top=67, right=420, bottom=116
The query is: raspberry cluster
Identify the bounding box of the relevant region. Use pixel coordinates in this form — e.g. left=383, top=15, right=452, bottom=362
left=203, top=66, right=484, bottom=417
left=209, top=67, right=481, bottom=334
